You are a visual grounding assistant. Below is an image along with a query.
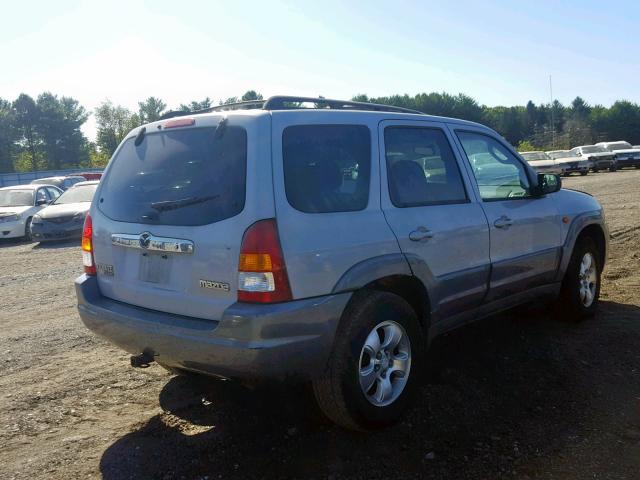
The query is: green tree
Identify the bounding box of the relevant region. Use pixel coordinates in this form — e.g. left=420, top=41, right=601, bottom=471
left=220, top=96, right=239, bottom=105
left=241, top=90, right=263, bottom=101
left=0, top=98, right=16, bottom=173
left=138, top=97, right=167, bottom=123
left=12, top=94, right=42, bottom=171
left=35, top=93, right=89, bottom=170
left=179, top=98, right=212, bottom=112
left=605, top=100, right=640, bottom=144
left=94, top=101, right=139, bottom=156
left=516, top=140, right=536, bottom=152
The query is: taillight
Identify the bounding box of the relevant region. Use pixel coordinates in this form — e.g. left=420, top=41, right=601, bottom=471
left=81, top=214, right=96, bottom=275
left=238, top=219, right=292, bottom=303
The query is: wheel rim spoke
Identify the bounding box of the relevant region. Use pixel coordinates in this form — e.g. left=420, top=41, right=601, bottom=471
left=359, top=364, right=377, bottom=392
left=374, top=376, right=393, bottom=404
left=381, top=324, right=402, bottom=350
left=389, top=352, right=409, bottom=376
left=364, top=329, right=381, bottom=355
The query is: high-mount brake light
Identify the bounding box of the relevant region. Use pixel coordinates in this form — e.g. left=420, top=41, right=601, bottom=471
left=81, top=214, right=96, bottom=275
left=164, top=118, right=195, bottom=129
left=237, top=219, right=292, bottom=303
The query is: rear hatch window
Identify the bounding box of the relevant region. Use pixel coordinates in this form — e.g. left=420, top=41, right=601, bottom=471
left=98, top=126, right=247, bottom=226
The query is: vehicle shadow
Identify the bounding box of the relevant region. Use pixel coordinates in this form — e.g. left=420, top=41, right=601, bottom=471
left=99, top=300, right=640, bottom=479
left=0, top=237, right=31, bottom=247
left=31, top=239, right=79, bottom=249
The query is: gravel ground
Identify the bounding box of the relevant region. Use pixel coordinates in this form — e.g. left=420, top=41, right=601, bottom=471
left=1, top=170, right=639, bottom=480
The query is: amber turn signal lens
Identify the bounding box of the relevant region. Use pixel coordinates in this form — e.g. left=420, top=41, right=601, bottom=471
left=239, top=253, right=273, bottom=272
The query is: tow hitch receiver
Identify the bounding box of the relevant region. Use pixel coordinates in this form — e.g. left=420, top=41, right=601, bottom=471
left=130, top=351, right=155, bottom=368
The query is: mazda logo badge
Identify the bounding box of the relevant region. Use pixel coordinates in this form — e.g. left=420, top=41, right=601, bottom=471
left=139, top=232, right=151, bottom=249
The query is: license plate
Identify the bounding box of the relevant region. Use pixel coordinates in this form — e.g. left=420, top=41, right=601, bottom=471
left=139, top=253, right=171, bottom=284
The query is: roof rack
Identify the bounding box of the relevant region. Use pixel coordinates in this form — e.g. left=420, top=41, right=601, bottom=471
left=159, top=96, right=422, bottom=120
left=263, top=96, right=423, bottom=114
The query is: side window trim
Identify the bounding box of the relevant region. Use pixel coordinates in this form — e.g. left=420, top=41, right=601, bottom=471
left=451, top=127, right=536, bottom=202
left=383, top=125, right=470, bottom=208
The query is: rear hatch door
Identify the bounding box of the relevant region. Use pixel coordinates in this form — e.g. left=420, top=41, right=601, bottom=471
left=91, top=113, right=273, bottom=320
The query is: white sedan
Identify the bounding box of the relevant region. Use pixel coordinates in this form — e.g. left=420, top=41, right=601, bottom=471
left=520, top=151, right=565, bottom=175
left=0, top=184, right=63, bottom=241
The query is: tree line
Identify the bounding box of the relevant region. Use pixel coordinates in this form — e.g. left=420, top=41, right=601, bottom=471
left=0, top=90, right=264, bottom=174
left=1, top=89, right=640, bottom=174
left=353, top=93, right=640, bottom=151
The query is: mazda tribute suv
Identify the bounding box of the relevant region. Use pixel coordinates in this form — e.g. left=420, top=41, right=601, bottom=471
left=76, top=96, right=608, bottom=431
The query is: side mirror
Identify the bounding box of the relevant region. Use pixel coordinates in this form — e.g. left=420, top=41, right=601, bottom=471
left=534, top=173, right=562, bottom=196
left=36, top=199, right=48, bottom=206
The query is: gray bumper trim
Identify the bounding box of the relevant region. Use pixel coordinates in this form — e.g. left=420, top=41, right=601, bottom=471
left=76, top=274, right=351, bottom=380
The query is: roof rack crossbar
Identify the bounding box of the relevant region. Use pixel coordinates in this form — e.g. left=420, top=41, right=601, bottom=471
left=158, top=96, right=423, bottom=120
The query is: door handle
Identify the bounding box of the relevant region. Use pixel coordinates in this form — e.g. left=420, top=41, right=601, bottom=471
left=409, top=226, right=433, bottom=242
left=493, top=215, right=513, bottom=229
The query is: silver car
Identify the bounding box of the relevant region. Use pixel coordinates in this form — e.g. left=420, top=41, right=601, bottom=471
left=570, top=145, right=616, bottom=172
left=30, top=181, right=99, bottom=242
left=520, top=151, right=565, bottom=175
left=75, top=96, right=608, bottom=431
left=546, top=150, right=591, bottom=176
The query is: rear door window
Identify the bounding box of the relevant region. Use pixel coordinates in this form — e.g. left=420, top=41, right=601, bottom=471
left=282, top=125, right=371, bottom=213
left=98, top=127, right=247, bottom=226
left=385, top=127, right=467, bottom=207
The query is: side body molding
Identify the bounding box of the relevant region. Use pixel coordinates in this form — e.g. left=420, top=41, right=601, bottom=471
left=331, top=254, right=413, bottom=294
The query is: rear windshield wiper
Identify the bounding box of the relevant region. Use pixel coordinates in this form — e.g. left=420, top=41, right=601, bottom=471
left=150, top=194, right=220, bottom=212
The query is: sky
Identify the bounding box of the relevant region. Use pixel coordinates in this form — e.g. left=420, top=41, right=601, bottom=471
left=1, top=0, right=639, bottom=140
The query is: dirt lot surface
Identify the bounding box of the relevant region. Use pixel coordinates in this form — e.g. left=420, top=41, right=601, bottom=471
left=1, top=170, right=639, bottom=480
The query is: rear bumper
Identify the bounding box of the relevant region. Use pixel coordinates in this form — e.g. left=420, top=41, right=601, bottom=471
left=76, top=274, right=351, bottom=381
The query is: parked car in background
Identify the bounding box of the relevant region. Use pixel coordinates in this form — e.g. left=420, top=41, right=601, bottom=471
left=595, top=141, right=640, bottom=170
left=75, top=96, right=609, bottom=431
left=30, top=181, right=99, bottom=242
left=0, top=184, right=63, bottom=240
left=570, top=145, right=616, bottom=172
left=77, top=172, right=103, bottom=181
left=520, top=151, right=565, bottom=175
left=31, top=175, right=86, bottom=191
left=546, top=150, right=590, bottom=176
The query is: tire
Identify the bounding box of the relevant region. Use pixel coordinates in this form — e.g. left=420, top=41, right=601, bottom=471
left=23, top=217, right=33, bottom=242
left=580, top=171, right=588, bottom=176
left=592, top=167, right=599, bottom=173
left=312, top=290, right=424, bottom=431
left=609, top=165, right=617, bottom=172
left=557, top=237, right=601, bottom=321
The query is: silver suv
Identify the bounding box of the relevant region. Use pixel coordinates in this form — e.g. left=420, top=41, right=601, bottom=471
left=76, top=96, right=608, bottom=431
